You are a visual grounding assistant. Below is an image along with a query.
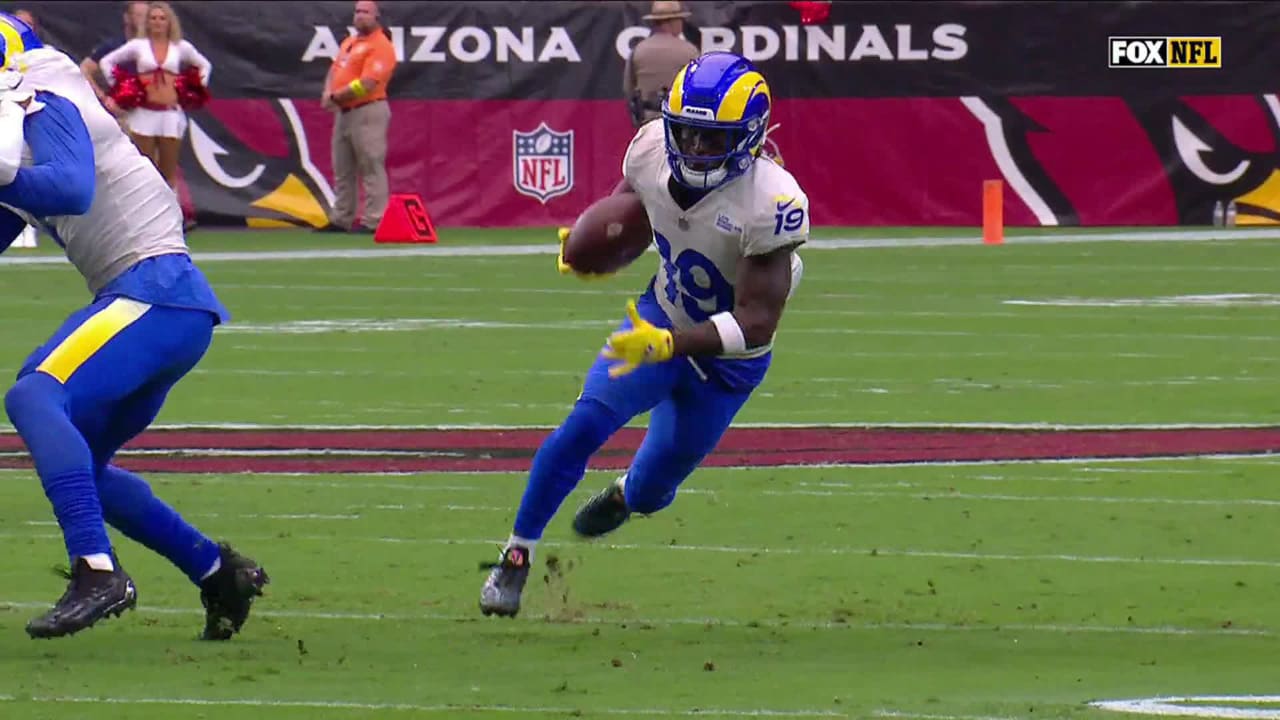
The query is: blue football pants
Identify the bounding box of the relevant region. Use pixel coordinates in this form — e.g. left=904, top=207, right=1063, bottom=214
left=512, top=296, right=756, bottom=540
left=4, top=296, right=221, bottom=583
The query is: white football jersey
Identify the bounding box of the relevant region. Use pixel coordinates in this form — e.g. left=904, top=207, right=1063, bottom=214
left=4, top=48, right=186, bottom=294
left=623, top=120, right=807, bottom=359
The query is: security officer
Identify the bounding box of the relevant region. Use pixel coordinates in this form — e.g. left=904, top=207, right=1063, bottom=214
left=623, top=1, right=699, bottom=128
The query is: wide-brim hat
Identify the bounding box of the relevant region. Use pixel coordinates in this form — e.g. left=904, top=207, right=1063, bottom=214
left=643, top=1, right=692, bottom=21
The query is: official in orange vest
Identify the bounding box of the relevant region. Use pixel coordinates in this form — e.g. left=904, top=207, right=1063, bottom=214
left=318, top=0, right=397, bottom=233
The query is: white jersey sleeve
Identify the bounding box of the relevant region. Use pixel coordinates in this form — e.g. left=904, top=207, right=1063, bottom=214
left=622, top=119, right=665, bottom=196
left=741, top=159, right=809, bottom=257
left=177, top=40, right=213, bottom=86
left=9, top=48, right=188, bottom=294
left=97, top=39, right=141, bottom=87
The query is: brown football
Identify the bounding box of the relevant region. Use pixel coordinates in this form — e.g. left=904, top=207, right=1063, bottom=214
left=562, top=192, right=653, bottom=274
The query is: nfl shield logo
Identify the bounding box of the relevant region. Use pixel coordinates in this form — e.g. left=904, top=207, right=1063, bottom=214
left=513, top=123, right=574, bottom=204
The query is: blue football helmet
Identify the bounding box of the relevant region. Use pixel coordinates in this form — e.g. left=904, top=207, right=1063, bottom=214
left=0, top=12, right=41, bottom=69
left=661, top=52, right=772, bottom=191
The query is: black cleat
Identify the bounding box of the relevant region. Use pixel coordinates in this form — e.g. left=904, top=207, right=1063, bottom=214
left=479, top=545, right=531, bottom=618
left=572, top=478, right=631, bottom=538
left=26, top=557, right=137, bottom=639
left=199, top=543, right=269, bottom=641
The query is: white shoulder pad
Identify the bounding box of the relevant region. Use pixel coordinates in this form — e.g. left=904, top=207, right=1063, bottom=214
left=622, top=119, right=666, bottom=192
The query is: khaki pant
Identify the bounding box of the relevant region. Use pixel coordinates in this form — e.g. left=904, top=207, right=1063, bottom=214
left=330, top=100, right=391, bottom=229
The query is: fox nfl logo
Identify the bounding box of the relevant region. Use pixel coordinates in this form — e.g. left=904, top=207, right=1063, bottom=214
left=1108, top=36, right=1222, bottom=68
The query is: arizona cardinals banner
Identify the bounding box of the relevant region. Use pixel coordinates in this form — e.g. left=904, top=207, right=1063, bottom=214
left=13, top=0, right=1280, bottom=227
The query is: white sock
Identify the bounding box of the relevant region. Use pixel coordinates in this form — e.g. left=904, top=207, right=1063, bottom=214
left=17, top=225, right=36, bottom=247
left=200, top=556, right=222, bottom=581
left=616, top=473, right=628, bottom=491
left=507, top=535, right=537, bottom=562
left=81, top=553, right=114, bottom=572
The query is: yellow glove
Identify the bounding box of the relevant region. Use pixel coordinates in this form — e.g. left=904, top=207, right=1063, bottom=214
left=556, top=227, right=615, bottom=281
left=602, top=300, right=673, bottom=378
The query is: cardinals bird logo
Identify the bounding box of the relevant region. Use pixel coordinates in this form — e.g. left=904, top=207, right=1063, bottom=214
left=963, top=94, right=1280, bottom=226
left=180, top=99, right=335, bottom=228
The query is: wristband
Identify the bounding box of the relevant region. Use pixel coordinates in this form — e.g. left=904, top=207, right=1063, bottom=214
left=348, top=79, right=367, bottom=98
left=710, top=311, right=746, bottom=354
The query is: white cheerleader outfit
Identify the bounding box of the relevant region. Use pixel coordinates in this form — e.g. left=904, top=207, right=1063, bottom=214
left=99, top=38, right=212, bottom=139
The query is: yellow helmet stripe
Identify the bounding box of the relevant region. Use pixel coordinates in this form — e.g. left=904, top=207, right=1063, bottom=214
left=0, top=21, right=25, bottom=69
left=715, top=71, right=769, bottom=122
left=666, top=65, right=689, bottom=114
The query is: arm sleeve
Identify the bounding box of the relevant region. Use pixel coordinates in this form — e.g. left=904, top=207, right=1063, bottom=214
left=179, top=40, right=213, bottom=86
left=742, top=187, right=809, bottom=257
left=0, top=94, right=96, bottom=217
left=0, top=205, right=28, bottom=253
left=97, top=39, right=137, bottom=86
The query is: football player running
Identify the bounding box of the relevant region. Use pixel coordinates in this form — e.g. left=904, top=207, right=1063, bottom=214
left=0, top=14, right=268, bottom=639
left=482, top=52, right=807, bottom=617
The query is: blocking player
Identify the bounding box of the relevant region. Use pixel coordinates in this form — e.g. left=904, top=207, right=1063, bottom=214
left=0, top=14, right=268, bottom=639
left=482, top=52, right=807, bottom=617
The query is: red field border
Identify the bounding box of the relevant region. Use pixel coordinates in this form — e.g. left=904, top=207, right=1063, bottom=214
left=0, top=426, right=1277, bottom=474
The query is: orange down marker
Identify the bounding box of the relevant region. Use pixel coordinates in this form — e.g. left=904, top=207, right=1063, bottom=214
left=982, top=179, right=1004, bottom=245
left=375, top=193, right=438, bottom=244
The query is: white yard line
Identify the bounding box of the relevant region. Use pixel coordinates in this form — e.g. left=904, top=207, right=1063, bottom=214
left=789, top=309, right=1269, bottom=321
left=767, top=489, right=1280, bottom=508
left=156, top=478, right=491, bottom=491
left=33, top=421, right=1280, bottom=430
left=1091, top=696, right=1280, bottom=719
left=198, top=319, right=1279, bottom=343
left=2, top=454, right=1277, bottom=474
left=198, top=318, right=1280, bottom=343
left=0, top=693, right=846, bottom=718
left=1071, top=467, right=1208, bottom=475
left=198, top=343, right=1253, bottom=361
left=188, top=368, right=585, bottom=379
left=19, top=513, right=362, bottom=525
left=214, top=283, right=630, bottom=296
left=4, top=228, right=1279, bottom=267
left=0, top=600, right=1262, bottom=637
left=874, top=712, right=1022, bottom=720
left=2, top=531, right=1274, bottom=569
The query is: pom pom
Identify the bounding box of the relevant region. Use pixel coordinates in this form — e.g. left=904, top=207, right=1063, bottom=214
left=174, top=66, right=210, bottom=111
left=108, top=67, right=144, bottom=110
left=788, top=1, right=831, bottom=25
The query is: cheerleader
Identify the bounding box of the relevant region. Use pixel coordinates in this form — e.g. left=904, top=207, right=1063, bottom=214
left=99, top=1, right=210, bottom=194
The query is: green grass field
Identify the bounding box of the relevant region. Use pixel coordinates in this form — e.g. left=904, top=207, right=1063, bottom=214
left=0, top=227, right=1277, bottom=720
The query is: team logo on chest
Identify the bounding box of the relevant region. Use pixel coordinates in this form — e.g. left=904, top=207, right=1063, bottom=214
left=512, top=123, right=574, bottom=204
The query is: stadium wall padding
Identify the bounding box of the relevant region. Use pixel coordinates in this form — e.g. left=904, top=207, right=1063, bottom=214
left=14, top=0, right=1280, bottom=227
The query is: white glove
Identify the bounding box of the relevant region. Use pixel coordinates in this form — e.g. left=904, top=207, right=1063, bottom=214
left=0, top=69, right=34, bottom=105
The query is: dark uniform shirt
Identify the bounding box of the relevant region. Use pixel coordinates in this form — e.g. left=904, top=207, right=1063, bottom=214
left=623, top=32, right=699, bottom=127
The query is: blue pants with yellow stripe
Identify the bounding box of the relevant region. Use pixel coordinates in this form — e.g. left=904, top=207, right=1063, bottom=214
left=511, top=288, right=766, bottom=541
left=4, top=295, right=221, bottom=583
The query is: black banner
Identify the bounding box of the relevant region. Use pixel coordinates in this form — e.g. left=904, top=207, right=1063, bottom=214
left=6, top=1, right=1279, bottom=100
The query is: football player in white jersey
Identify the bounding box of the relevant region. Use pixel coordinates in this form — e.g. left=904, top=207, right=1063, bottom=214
left=482, top=52, right=806, bottom=617
left=0, top=14, right=268, bottom=639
